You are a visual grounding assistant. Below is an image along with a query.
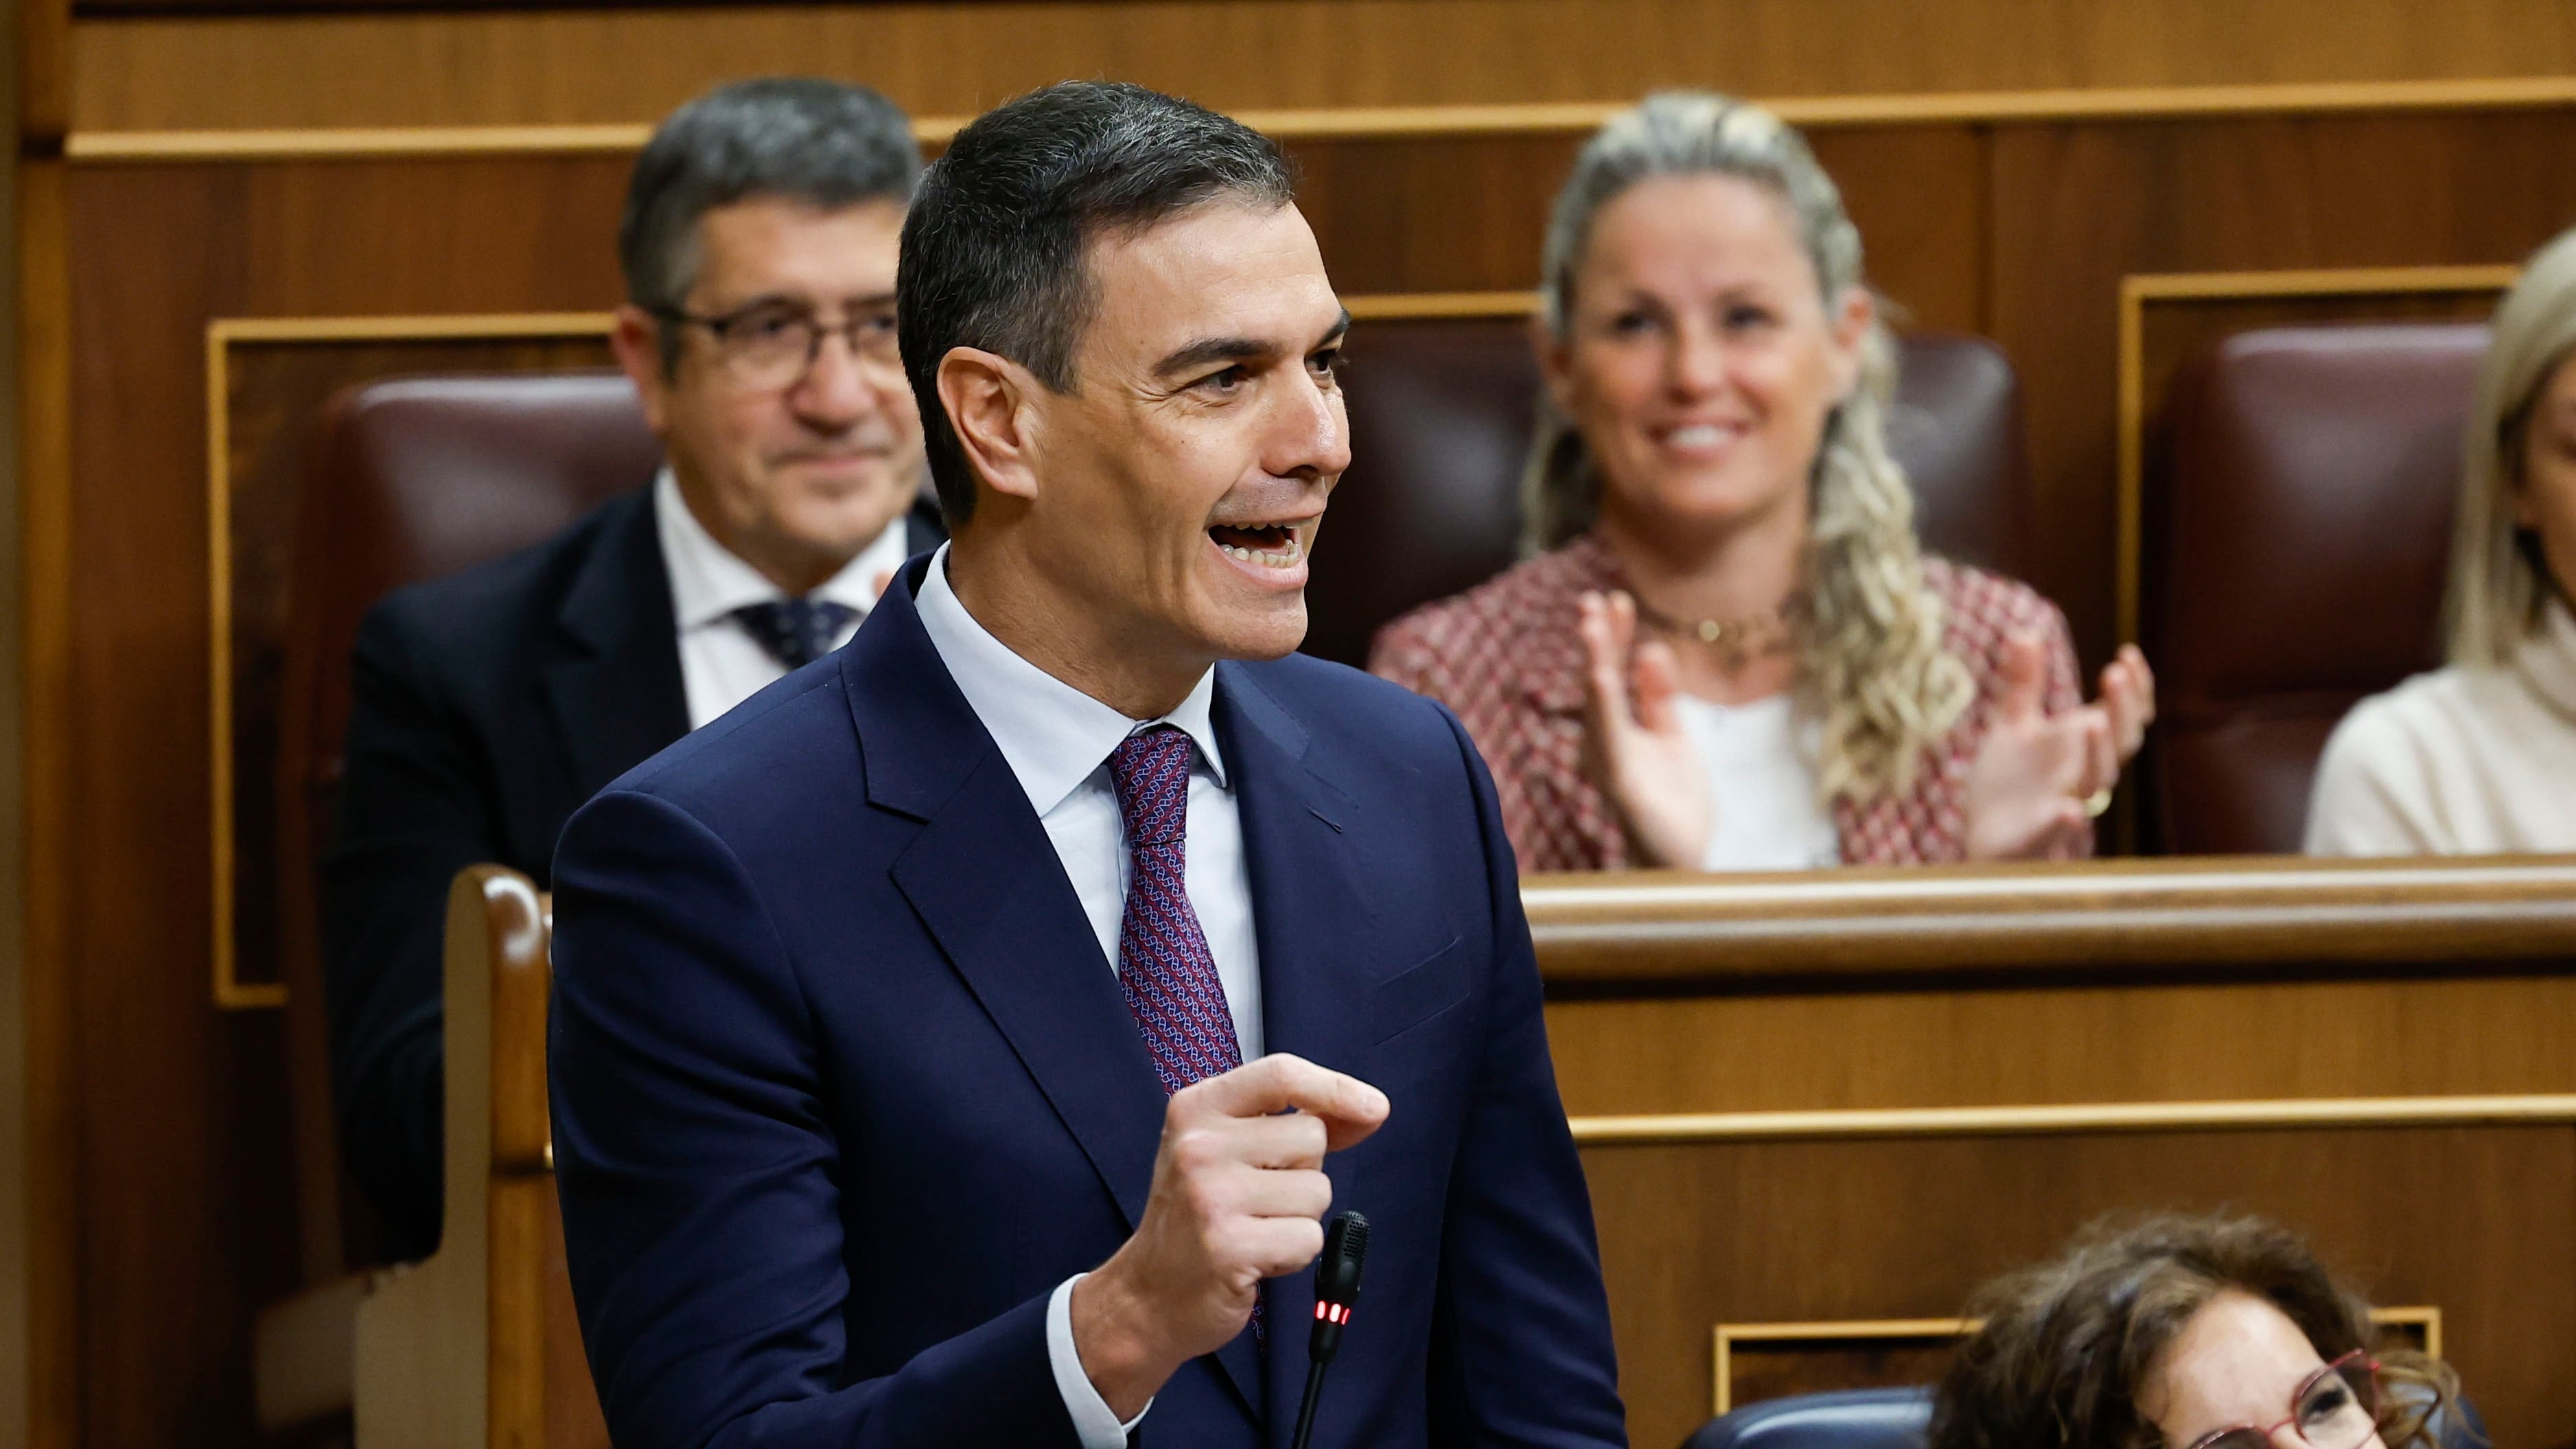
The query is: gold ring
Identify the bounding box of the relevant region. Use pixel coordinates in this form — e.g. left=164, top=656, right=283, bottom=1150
left=2084, top=787, right=2114, bottom=819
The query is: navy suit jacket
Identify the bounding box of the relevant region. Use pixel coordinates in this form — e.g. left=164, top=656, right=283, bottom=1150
left=325, top=486, right=942, bottom=1257
left=548, top=555, right=1627, bottom=1449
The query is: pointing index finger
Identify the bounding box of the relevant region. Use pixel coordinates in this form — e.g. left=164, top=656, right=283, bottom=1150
left=1192, top=1054, right=1391, bottom=1150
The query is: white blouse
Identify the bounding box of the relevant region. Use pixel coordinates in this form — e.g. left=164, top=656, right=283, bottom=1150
left=1670, top=693, right=1842, bottom=871
left=2304, top=597, right=2576, bottom=855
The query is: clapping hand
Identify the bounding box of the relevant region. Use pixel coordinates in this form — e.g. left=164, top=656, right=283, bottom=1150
left=1576, top=589, right=1713, bottom=868
left=1964, top=634, right=2155, bottom=860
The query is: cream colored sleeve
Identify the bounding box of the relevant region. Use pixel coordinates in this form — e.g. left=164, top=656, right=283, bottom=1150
left=2302, top=695, right=2448, bottom=856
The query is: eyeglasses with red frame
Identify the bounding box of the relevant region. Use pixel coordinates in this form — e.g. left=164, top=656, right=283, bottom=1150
left=2181, top=1349, right=2383, bottom=1449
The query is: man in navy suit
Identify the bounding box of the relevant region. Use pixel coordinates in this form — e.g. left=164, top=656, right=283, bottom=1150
left=549, top=80, right=1627, bottom=1448
left=327, top=78, right=941, bottom=1259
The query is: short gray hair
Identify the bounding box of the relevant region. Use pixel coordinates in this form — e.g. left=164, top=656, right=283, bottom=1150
left=2446, top=224, right=2576, bottom=664
left=618, top=78, right=923, bottom=369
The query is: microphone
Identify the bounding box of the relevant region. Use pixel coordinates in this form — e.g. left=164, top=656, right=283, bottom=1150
left=1291, top=1211, right=1371, bottom=1449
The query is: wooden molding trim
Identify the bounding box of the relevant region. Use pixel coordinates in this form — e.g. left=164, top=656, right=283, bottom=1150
left=1712, top=1319, right=1971, bottom=1415
left=1568, top=1093, right=2576, bottom=1146
left=1708, top=1309, right=2439, bottom=1415
left=1527, top=854, right=2576, bottom=982
left=60, top=75, right=2576, bottom=164
left=1345, top=290, right=1535, bottom=321
left=2111, top=264, right=2520, bottom=646
left=204, top=310, right=613, bottom=1010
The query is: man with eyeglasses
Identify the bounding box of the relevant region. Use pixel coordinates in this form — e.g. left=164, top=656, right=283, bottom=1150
left=324, top=77, right=942, bottom=1261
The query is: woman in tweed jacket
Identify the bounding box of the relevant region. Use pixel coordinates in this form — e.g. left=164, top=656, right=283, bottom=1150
left=1371, top=94, right=2155, bottom=872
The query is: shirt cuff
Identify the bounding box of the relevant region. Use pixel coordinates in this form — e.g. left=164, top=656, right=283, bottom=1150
left=1047, top=1273, right=1151, bottom=1448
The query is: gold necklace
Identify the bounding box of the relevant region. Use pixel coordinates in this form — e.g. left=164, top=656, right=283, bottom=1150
left=1627, top=593, right=1805, bottom=668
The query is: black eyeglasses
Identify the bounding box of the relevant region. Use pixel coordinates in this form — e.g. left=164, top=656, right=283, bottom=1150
left=2181, top=1350, right=2382, bottom=1449
left=653, top=299, right=902, bottom=391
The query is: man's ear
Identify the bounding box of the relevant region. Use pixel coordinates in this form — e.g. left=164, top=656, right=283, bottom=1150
left=1532, top=314, right=1579, bottom=417
left=938, top=346, right=1046, bottom=504
left=610, top=304, right=675, bottom=437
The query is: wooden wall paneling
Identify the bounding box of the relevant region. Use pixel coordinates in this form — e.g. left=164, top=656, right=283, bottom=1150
left=68, top=165, right=285, bottom=1449
left=1580, top=1126, right=2576, bottom=1449
left=212, top=323, right=613, bottom=1007
left=18, top=137, right=77, bottom=1449
left=1986, top=106, right=2576, bottom=666
left=60, top=0, right=2576, bottom=134
left=1706, top=1312, right=2433, bottom=1415
left=60, top=157, right=627, bottom=1449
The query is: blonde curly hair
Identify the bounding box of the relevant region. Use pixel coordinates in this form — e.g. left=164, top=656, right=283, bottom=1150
left=1528, top=91, right=1973, bottom=802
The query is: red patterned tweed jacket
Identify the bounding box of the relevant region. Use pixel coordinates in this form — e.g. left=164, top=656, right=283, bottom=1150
left=1367, top=533, right=2084, bottom=871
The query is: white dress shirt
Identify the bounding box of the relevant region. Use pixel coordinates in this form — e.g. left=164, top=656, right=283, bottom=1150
left=654, top=468, right=913, bottom=728
left=912, top=544, right=1264, bottom=1446
left=2306, top=596, right=2576, bottom=855
left=1671, top=693, right=1842, bottom=870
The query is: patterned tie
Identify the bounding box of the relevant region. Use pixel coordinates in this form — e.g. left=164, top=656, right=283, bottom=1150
left=1107, top=724, right=1260, bottom=1348
left=730, top=599, right=859, bottom=671
left=1108, top=726, right=1244, bottom=1093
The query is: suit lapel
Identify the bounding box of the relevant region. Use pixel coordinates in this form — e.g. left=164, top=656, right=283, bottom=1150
left=545, top=490, right=692, bottom=800
left=855, top=564, right=1172, bottom=1233
left=1216, top=663, right=1374, bottom=1445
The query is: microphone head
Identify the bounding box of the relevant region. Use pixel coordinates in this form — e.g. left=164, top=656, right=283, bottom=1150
left=1316, top=1211, right=1370, bottom=1307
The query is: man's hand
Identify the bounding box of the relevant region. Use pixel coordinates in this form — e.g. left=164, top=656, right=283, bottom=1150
left=1071, top=1054, right=1391, bottom=1418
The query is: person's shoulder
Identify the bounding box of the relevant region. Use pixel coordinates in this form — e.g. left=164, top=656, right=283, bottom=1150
left=2324, top=666, right=2468, bottom=762
left=610, top=656, right=855, bottom=814
left=1227, top=652, right=1487, bottom=805
left=1920, top=555, right=2067, bottom=640
left=1376, top=544, right=1599, bottom=657
left=2306, top=669, right=2465, bottom=852
left=363, top=489, right=649, bottom=662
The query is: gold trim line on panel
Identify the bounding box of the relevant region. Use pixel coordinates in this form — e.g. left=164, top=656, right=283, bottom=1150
left=1569, top=1093, right=2576, bottom=1145
left=205, top=310, right=616, bottom=1010
left=63, top=75, right=2576, bottom=164
left=1346, top=291, right=1535, bottom=321
left=1709, top=1309, right=2439, bottom=1415
left=1713, top=1319, right=1973, bottom=1416
left=2111, top=266, right=2518, bottom=646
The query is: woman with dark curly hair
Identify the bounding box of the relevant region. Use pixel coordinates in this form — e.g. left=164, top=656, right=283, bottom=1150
left=1931, top=1214, right=2462, bottom=1449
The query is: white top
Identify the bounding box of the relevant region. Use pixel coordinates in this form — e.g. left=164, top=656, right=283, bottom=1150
left=1671, top=693, right=1840, bottom=871
left=653, top=468, right=913, bottom=729
left=2305, top=597, right=2576, bottom=855
left=912, top=543, right=1264, bottom=1446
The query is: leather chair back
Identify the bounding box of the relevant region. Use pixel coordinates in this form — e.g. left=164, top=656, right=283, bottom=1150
left=1683, top=1387, right=1931, bottom=1449
left=275, top=371, right=660, bottom=1271
left=2142, top=324, right=2487, bottom=855
left=1307, top=323, right=2036, bottom=666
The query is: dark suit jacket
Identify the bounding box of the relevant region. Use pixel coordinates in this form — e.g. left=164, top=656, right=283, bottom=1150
left=547, top=555, right=1627, bottom=1449
left=323, top=485, right=943, bottom=1259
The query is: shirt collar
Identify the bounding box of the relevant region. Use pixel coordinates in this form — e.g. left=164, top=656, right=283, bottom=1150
left=654, top=467, right=910, bottom=629
left=912, top=542, right=1228, bottom=817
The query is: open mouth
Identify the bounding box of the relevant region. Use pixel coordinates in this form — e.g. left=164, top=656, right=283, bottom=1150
left=1207, top=522, right=1307, bottom=570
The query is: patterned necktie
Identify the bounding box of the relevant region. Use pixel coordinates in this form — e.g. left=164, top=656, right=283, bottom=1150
left=1107, top=725, right=1261, bottom=1347
left=730, top=599, right=859, bottom=671
left=1107, top=726, right=1244, bottom=1094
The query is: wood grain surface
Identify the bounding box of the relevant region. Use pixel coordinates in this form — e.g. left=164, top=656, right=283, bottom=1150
left=65, top=0, right=2576, bottom=132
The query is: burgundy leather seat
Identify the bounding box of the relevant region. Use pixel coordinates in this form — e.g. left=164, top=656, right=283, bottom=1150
left=275, top=372, right=660, bottom=1270
left=2142, top=323, right=2488, bottom=855
left=1306, top=322, right=2036, bottom=665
